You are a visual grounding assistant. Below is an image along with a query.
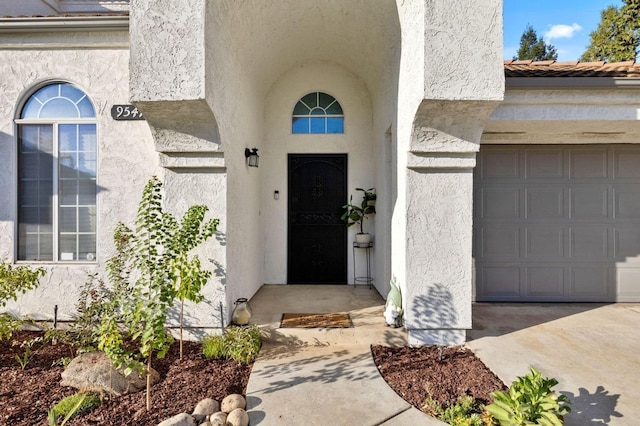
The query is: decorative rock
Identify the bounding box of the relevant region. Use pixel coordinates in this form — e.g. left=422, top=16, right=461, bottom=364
left=209, top=412, right=227, bottom=426
left=221, top=394, right=246, bottom=413
left=156, top=412, right=197, bottom=426
left=226, top=408, right=249, bottom=426
left=60, top=352, right=160, bottom=396
left=192, top=398, right=220, bottom=417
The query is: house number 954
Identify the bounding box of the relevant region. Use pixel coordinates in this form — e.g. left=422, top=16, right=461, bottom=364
left=111, top=104, right=145, bottom=120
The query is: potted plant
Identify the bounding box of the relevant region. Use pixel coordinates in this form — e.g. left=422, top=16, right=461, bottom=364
left=357, top=187, right=376, bottom=208
left=341, top=189, right=376, bottom=245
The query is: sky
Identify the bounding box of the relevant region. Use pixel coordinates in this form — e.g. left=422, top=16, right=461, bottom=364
left=503, top=0, right=624, bottom=61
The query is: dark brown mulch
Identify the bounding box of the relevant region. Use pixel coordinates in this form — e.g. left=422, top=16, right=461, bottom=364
left=0, top=331, right=252, bottom=426
left=372, top=345, right=508, bottom=411
left=1, top=332, right=507, bottom=425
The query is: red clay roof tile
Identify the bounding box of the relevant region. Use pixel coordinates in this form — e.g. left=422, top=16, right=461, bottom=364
left=505, top=60, right=640, bottom=77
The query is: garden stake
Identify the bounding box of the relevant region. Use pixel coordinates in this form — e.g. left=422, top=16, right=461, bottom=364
left=219, top=302, right=225, bottom=336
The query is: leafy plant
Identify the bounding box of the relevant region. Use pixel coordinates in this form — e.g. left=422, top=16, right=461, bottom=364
left=0, top=260, right=45, bottom=307
left=0, top=312, right=23, bottom=341
left=51, top=356, right=72, bottom=368
left=341, top=189, right=376, bottom=234
left=97, top=176, right=219, bottom=411
left=0, top=261, right=45, bottom=341
left=49, top=393, right=101, bottom=425
left=486, top=367, right=571, bottom=426
left=357, top=187, right=376, bottom=202
left=69, top=274, right=119, bottom=353
left=170, top=205, right=219, bottom=358
left=13, top=336, right=42, bottom=370
left=202, top=325, right=262, bottom=364
left=423, top=395, right=486, bottom=426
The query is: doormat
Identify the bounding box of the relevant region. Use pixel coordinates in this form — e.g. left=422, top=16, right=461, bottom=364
left=280, top=313, right=353, bottom=328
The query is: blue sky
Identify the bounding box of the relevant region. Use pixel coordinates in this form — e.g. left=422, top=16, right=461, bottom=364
left=504, top=0, right=623, bottom=61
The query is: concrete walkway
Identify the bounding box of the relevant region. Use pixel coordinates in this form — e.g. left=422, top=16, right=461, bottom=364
left=246, top=343, right=441, bottom=425
left=244, top=285, right=441, bottom=425
left=244, top=285, right=640, bottom=425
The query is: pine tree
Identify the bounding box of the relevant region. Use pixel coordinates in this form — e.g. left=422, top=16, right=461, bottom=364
left=581, top=1, right=640, bottom=62
left=514, top=25, right=558, bottom=61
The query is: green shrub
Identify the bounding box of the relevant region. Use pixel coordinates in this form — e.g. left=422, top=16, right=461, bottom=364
left=0, top=261, right=45, bottom=341
left=423, top=395, right=485, bottom=426
left=202, top=334, right=226, bottom=359
left=486, top=367, right=571, bottom=426
left=49, top=393, right=101, bottom=425
left=69, top=274, right=118, bottom=353
left=202, top=325, right=262, bottom=364
left=0, top=312, right=23, bottom=341
left=0, top=261, right=45, bottom=307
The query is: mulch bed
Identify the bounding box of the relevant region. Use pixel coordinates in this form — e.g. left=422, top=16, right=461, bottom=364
left=372, top=345, right=507, bottom=411
left=1, top=331, right=507, bottom=425
left=0, top=331, right=252, bottom=426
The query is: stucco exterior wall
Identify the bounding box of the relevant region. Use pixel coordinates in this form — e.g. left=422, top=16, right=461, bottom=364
left=398, top=0, right=504, bottom=345
left=1, top=0, right=508, bottom=344
left=129, top=0, right=240, bottom=328
left=0, top=31, right=160, bottom=320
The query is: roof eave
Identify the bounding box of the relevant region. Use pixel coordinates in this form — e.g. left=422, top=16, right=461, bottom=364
left=507, top=76, right=640, bottom=89
left=0, top=16, right=129, bottom=33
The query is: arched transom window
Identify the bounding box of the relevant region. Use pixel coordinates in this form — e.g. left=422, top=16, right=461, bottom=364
left=292, top=92, right=344, bottom=134
left=16, top=82, right=97, bottom=262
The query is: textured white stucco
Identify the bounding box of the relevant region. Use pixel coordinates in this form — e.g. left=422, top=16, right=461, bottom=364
left=399, top=0, right=504, bottom=346
left=0, top=31, right=160, bottom=320
left=1, top=0, right=508, bottom=345
left=262, top=61, right=375, bottom=284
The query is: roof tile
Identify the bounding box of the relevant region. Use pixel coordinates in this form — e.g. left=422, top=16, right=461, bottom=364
left=505, top=60, right=640, bottom=77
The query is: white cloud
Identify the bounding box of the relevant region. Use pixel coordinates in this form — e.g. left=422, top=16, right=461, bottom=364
left=544, top=23, right=582, bottom=40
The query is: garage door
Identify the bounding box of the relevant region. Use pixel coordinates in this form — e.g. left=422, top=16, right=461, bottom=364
left=474, top=145, right=640, bottom=302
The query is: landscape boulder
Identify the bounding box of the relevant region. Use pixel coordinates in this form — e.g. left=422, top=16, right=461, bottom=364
left=60, top=352, right=159, bottom=396
left=221, top=394, right=246, bottom=413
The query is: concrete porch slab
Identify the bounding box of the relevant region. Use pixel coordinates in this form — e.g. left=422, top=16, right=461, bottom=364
left=248, top=284, right=407, bottom=347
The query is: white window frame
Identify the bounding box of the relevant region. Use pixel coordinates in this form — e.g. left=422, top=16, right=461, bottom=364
left=14, top=83, right=98, bottom=263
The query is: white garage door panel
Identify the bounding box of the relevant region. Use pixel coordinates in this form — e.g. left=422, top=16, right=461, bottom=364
left=474, top=145, right=640, bottom=302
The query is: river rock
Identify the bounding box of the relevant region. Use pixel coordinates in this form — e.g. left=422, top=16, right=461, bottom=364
left=221, top=394, right=246, bottom=413
left=226, top=408, right=249, bottom=426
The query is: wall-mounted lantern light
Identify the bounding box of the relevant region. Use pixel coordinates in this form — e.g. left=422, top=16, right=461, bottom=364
left=245, top=148, right=259, bottom=168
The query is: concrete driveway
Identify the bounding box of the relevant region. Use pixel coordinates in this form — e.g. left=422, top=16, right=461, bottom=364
left=466, top=303, right=640, bottom=426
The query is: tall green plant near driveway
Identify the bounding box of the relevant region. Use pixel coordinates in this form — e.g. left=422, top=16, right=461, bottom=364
left=486, top=367, right=571, bottom=425
left=98, top=176, right=219, bottom=411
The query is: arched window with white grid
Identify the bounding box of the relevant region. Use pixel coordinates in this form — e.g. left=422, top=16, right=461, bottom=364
left=292, top=92, right=344, bottom=134
left=16, top=82, right=97, bottom=262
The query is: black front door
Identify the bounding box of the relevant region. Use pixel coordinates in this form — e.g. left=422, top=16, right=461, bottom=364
left=288, top=154, right=347, bottom=284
